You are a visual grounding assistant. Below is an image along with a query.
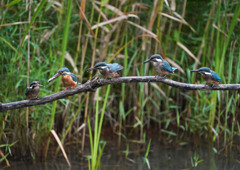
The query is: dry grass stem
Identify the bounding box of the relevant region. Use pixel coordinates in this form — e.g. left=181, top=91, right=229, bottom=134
left=91, top=14, right=139, bottom=30
left=0, top=21, right=29, bottom=27
left=177, top=42, right=200, bottom=63
left=50, top=130, right=71, bottom=167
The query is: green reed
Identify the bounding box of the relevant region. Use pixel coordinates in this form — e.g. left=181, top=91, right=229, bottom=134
left=0, top=0, right=240, bottom=166
left=88, top=85, right=111, bottom=170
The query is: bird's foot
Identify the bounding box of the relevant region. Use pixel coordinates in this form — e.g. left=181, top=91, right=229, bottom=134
left=155, top=75, right=167, bottom=79
left=63, top=87, right=68, bottom=91
left=31, top=97, right=40, bottom=100
left=204, top=83, right=210, bottom=88
left=211, top=84, right=218, bottom=88
left=111, top=77, right=119, bottom=80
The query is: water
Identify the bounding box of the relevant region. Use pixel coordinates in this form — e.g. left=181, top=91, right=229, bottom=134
left=3, top=137, right=240, bottom=170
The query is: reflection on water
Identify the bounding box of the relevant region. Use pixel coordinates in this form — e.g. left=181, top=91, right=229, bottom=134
left=3, top=138, right=240, bottom=170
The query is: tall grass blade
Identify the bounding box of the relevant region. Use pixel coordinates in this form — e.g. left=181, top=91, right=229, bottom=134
left=18, top=0, right=47, bottom=51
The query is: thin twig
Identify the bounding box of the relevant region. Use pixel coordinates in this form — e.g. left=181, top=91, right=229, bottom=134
left=1, top=75, right=240, bottom=112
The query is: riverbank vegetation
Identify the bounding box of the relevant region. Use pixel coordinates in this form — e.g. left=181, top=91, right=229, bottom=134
left=0, top=0, right=240, bottom=168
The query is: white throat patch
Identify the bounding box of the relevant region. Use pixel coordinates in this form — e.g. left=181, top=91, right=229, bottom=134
left=203, top=71, right=211, bottom=75
left=100, top=66, right=108, bottom=69
left=155, top=58, right=162, bottom=62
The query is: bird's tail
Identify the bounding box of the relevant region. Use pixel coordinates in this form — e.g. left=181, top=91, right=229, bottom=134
left=172, top=67, right=177, bottom=72
left=78, top=82, right=81, bottom=85
left=117, top=71, right=122, bottom=77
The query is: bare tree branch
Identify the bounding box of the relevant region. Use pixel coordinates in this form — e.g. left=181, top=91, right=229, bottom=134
left=1, top=75, right=240, bottom=112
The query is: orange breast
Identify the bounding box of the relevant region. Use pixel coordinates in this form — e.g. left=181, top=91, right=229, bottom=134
left=111, top=71, right=120, bottom=77
left=212, top=80, right=220, bottom=85
left=62, top=75, right=77, bottom=88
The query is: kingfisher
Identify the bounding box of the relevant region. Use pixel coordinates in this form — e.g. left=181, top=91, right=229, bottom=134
left=87, top=62, right=123, bottom=78
left=144, top=54, right=177, bottom=78
left=48, top=67, right=80, bottom=90
left=191, top=67, right=221, bottom=86
left=25, top=81, right=43, bottom=99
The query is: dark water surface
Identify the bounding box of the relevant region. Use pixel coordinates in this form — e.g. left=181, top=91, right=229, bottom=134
left=3, top=136, right=240, bottom=170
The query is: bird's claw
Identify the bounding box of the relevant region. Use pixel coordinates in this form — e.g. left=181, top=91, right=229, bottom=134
left=31, top=97, right=40, bottom=100
left=211, top=84, right=216, bottom=88
left=155, top=75, right=167, bottom=79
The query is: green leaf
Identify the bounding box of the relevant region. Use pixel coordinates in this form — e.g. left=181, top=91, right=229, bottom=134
left=101, top=0, right=109, bottom=6
left=161, top=129, right=177, bottom=136
left=7, top=0, right=21, bottom=7
left=0, top=37, right=18, bottom=53
left=19, top=0, right=47, bottom=51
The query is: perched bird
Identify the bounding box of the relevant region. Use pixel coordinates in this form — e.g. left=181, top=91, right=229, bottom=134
left=144, top=54, right=177, bottom=78
left=191, top=67, right=221, bottom=86
left=48, top=67, right=80, bottom=90
left=25, top=81, right=43, bottom=99
left=87, top=62, right=123, bottom=78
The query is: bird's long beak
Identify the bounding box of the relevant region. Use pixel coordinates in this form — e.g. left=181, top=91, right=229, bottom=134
left=87, top=67, right=96, bottom=72
left=190, top=69, right=199, bottom=72
left=37, top=80, right=43, bottom=86
left=47, top=73, right=61, bottom=83
left=143, top=58, right=151, bottom=64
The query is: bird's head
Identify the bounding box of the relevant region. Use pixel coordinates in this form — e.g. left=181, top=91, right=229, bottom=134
left=191, top=67, right=211, bottom=75
left=29, top=81, right=43, bottom=88
left=144, top=54, right=164, bottom=63
left=48, top=67, right=70, bottom=83
left=87, top=62, right=108, bottom=72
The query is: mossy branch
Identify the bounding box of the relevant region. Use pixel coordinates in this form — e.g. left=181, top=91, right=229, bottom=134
left=1, top=75, right=240, bottom=112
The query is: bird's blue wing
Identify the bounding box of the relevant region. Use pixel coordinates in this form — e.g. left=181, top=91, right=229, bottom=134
left=69, top=73, right=78, bottom=83
left=117, top=71, right=122, bottom=77
left=109, top=63, right=124, bottom=72
left=161, top=61, right=174, bottom=73
left=25, top=87, right=29, bottom=96
left=211, top=71, right=221, bottom=82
